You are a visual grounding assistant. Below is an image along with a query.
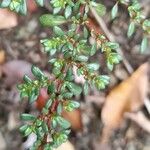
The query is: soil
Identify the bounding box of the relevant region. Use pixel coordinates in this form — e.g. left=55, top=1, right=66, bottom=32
left=0, top=1, right=150, bottom=150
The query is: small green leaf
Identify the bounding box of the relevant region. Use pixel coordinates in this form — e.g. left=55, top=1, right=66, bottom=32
left=0, top=0, right=11, bottom=7
left=87, top=63, right=100, bottom=71
left=65, top=100, right=80, bottom=111
left=127, top=22, right=135, bottom=37
left=42, top=122, right=49, bottom=133
left=19, top=0, right=27, bottom=15
left=45, top=99, right=52, bottom=107
left=105, top=42, right=119, bottom=49
left=62, top=92, right=73, bottom=99
left=21, top=114, right=36, bottom=121
left=40, top=14, right=66, bottom=27
left=57, top=103, right=63, bottom=115
left=19, top=124, right=29, bottom=133
left=52, top=117, right=57, bottom=128
left=24, top=126, right=32, bottom=137
left=65, top=68, right=74, bottom=81
left=140, top=37, right=148, bottom=53
left=76, top=55, right=88, bottom=62
left=56, top=116, right=71, bottom=129
left=35, top=0, right=44, bottom=6
left=83, top=27, right=89, bottom=39
left=70, top=100, right=80, bottom=109
left=111, top=3, right=118, bottom=19
left=23, top=75, right=32, bottom=84
left=65, top=5, right=72, bottom=18
left=53, top=26, right=64, bottom=36
left=29, top=88, right=39, bottom=103
left=90, top=43, right=97, bottom=56
left=66, top=82, right=82, bottom=96
left=48, top=83, right=55, bottom=94
left=95, top=3, right=106, bottom=16
left=31, top=65, right=45, bottom=79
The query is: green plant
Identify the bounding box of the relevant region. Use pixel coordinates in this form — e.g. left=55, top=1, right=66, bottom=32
left=111, top=0, right=150, bottom=52
left=0, top=0, right=149, bottom=149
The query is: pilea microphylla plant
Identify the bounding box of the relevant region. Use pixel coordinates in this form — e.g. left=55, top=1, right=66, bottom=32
left=0, top=0, right=149, bottom=149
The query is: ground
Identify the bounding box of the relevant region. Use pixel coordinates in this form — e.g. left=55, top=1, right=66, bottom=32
left=0, top=1, right=150, bottom=150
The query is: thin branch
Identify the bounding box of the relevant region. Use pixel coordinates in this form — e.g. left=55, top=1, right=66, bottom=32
left=125, top=111, right=150, bottom=133
left=89, top=6, right=134, bottom=74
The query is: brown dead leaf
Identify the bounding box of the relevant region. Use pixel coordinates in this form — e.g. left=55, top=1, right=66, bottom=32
left=62, top=109, right=83, bottom=131
left=0, top=50, right=5, bottom=64
left=101, top=63, right=149, bottom=143
left=125, top=111, right=150, bottom=133
left=0, top=9, right=18, bottom=29
left=27, top=0, right=38, bottom=13
left=55, top=141, right=75, bottom=150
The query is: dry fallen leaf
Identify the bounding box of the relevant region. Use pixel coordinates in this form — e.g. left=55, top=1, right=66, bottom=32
left=27, top=0, right=38, bottom=13
left=125, top=111, right=150, bottom=133
left=0, top=9, right=18, bottom=29
left=55, top=141, right=75, bottom=150
left=63, top=109, right=83, bottom=131
left=101, top=63, right=149, bottom=143
left=0, top=50, right=5, bottom=64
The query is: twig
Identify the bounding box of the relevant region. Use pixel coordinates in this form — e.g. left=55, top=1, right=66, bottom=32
left=89, top=6, right=134, bottom=74
left=125, top=111, right=150, bottom=133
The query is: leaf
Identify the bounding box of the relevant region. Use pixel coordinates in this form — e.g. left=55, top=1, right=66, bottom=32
left=62, top=109, right=82, bottom=131
left=29, top=88, right=39, bottom=103
left=55, top=141, right=75, bottom=150
left=140, top=37, right=148, bottom=53
left=42, top=122, right=49, bottom=133
left=65, top=5, right=72, bottom=18
left=35, top=0, right=44, bottom=6
left=0, top=9, right=18, bottom=30
left=91, top=1, right=106, bottom=16
left=87, top=63, right=100, bottom=71
left=105, top=42, right=119, bottom=49
left=56, top=116, right=71, bottom=129
left=21, top=114, right=36, bottom=121
left=57, top=103, right=63, bottom=115
left=19, top=0, right=27, bottom=15
left=40, top=14, right=66, bottom=27
left=101, top=63, right=149, bottom=143
left=53, top=26, right=64, bottom=36
left=23, top=75, right=32, bottom=84
left=66, top=82, right=82, bottom=96
left=0, top=0, right=11, bottom=7
left=47, top=82, right=55, bottom=94
left=83, top=27, right=89, bottom=39
left=83, top=81, right=89, bottom=95
left=95, top=3, right=106, bottom=17
left=90, top=43, right=97, bottom=56
left=111, top=3, right=118, bottom=19
left=76, top=55, right=88, bottom=62
left=31, top=65, right=45, bottom=79
left=0, top=50, right=5, bottom=64
left=127, top=22, right=135, bottom=37
left=20, top=125, right=32, bottom=137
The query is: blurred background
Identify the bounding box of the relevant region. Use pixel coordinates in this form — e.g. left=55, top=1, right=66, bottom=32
left=0, top=0, right=150, bottom=150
